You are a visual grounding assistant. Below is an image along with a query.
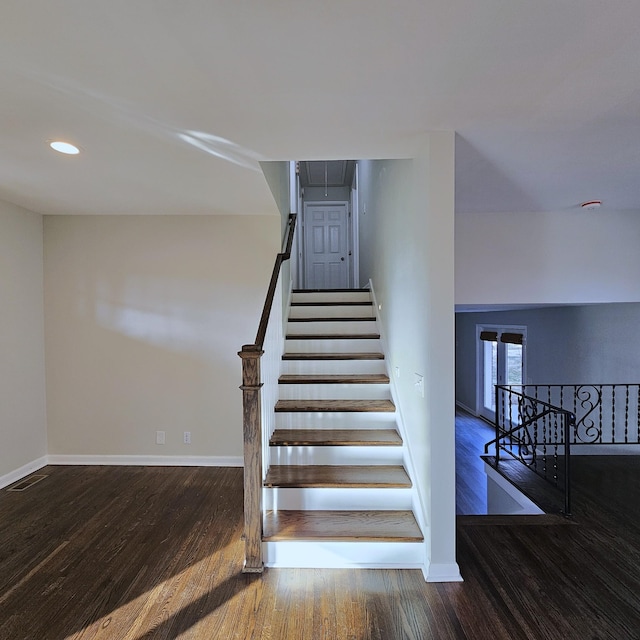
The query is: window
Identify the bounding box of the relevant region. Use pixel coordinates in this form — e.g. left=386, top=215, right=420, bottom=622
left=477, top=326, right=526, bottom=421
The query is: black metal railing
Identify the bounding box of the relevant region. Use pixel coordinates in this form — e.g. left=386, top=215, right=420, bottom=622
left=485, top=383, right=640, bottom=517
left=520, top=384, right=640, bottom=446
left=485, top=385, right=575, bottom=515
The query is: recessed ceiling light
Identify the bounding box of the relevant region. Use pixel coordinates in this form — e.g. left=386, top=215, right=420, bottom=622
left=49, top=141, right=80, bottom=155
left=581, top=200, right=601, bottom=210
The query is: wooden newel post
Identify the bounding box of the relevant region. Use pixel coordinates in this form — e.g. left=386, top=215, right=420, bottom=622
left=239, top=345, right=264, bottom=573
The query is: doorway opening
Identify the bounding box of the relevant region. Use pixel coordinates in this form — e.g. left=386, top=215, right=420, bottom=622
left=294, top=160, right=359, bottom=289
left=477, top=325, right=527, bottom=422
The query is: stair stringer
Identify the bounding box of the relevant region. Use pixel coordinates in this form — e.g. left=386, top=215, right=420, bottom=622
left=367, top=280, right=431, bottom=578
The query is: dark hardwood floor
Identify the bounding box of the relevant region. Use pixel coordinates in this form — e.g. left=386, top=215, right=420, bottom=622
left=455, top=407, right=494, bottom=515
left=2, top=455, right=640, bottom=638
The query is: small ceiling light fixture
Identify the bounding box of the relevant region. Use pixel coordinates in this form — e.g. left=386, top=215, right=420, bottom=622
left=581, top=200, right=601, bottom=210
left=49, top=141, right=80, bottom=155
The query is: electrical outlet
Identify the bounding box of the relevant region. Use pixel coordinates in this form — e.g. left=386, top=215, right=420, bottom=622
left=156, top=430, right=165, bottom=445
left=414, top=374, right=424, bottom=398
left=183, top=431, right=191, bottom=445
left=394, top=366, right=400, bottom=379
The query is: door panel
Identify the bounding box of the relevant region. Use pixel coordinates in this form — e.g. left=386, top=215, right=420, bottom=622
left=304, top=203, right=349, bottom=289
left=312, top=225, right=324, bottom=253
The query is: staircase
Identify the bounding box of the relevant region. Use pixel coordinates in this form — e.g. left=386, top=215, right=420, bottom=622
left=262, top=288, right=424, bottom=569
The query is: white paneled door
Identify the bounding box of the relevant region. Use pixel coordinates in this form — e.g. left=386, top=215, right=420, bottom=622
left=303, top=203, right=349, bottom=289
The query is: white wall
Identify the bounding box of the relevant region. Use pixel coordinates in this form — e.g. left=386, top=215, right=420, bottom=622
left=0, top=200, right=47, bottom=482
left=44, top=215, right=280, bottom=460
left=261, top=161, right=292, bottom=240
left=456, top=210, right=640, bottom=305
left=302, top=186, right=351, bottom=202
left=358, top=132, right=459, bottom=581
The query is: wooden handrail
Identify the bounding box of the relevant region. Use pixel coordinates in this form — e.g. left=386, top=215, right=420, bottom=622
left=238, top=213, right=297, bottom=573
left=253, top=214, right=297, bottom=349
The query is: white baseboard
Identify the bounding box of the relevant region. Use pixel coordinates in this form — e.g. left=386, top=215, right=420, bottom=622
left=0, top=456, right=49, bottom=490
left=455, top=400, right=476, bottom=415
left=46, top=455, right=243, bottom=467
left=571, top=444, right=640, bottom=455
left=423, top=561, right=464, bottom=583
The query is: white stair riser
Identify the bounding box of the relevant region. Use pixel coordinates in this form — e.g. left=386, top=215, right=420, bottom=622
left=291, top=291, right=371, bottom=304
left=269, top=445, right=403, bottom=466
left=282, top=359, right=386, bottom=375
left=263, top=541, right=425, bottom=569
left=275, top=412, right=397, bottom=429
left=285, top=338, right=382, bottom=353
left=289, top=305, right=375, bottom=319
left=279, top=383, right=390, bottom=401
left=287, top=320, right=377, bottom=335
left=264, top=487, right=413, bottom=511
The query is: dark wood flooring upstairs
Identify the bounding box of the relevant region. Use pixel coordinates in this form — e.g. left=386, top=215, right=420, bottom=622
left=3, top=459, right=640, bottom=638
left=455, top=408, right=494, bottom=515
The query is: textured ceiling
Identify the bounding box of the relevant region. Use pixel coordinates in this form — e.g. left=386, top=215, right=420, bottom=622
left=1, top=1, right=640, bottom=215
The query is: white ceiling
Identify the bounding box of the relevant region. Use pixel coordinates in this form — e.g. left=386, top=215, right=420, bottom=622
left=2, top=1, right=640, bottom=215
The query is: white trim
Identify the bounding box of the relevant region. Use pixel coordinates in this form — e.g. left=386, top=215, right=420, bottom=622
left=455, top=400, right=477, bottom=415
left=0, top=456, right=49, bottom=490
left=289, top=161, right=297, bottom=214
left=484, top=462, right=545, bottom=515
left=571, top=444, right=640, bottom=455
left=423, top=562, right=463, bottom=583
left=47, top=455, right=243, bottom=467
left=350, top=163, right=360, bottom=288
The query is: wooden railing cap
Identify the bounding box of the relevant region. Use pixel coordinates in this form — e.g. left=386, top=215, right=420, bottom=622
left=239, top=345, right=264, bottom=357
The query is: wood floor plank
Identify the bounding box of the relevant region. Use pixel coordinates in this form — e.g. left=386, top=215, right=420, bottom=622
left=275, top=399, right=395, bottom=412
left=278, top=374, right=390, bottom=384
left=3, top=464, right=640, bottom=638
left=455, top=409, right=495, bottom=515
left=264, top=465, right=411, bottom=488
left=292, top=288, right=365, bottom=293
left=290, top=301, right=373, bottom=307
left=270, top=428, right=403, bottom=447
left=263, top=511, right=423, bottom=542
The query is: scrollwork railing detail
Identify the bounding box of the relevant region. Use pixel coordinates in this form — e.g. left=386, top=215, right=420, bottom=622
left=574, top=385, right=602, bottom=443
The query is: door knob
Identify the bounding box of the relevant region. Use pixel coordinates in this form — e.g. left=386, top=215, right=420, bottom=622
left=341, top=257, right=345, bottom=261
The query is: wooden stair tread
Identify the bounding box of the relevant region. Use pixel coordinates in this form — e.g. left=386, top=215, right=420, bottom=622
left=286, top=333, right=380, bottom=340
left=292, top=288, right=366, bottom=293
left=283, top=352, right=384, bottom=361
left=264, top=465, right=411, bottom=488
left=278, top=374, right=389, bottom=385
left=270, top=428, right=403, bottom=446
left=291, top=301, right=372, bottom=307
left=288, top=317, right=376, bottom=322
left=263, top=510, right=423, bottom=542
left=275, top=399, right=395, bottom=413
